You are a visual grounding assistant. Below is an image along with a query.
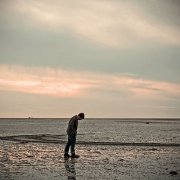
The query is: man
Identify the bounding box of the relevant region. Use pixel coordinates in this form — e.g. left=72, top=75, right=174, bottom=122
left=64, top=113, right=85, bottom=158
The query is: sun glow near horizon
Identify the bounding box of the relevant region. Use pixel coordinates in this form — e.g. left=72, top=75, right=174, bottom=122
left=0, top=64, right=179, bottom=99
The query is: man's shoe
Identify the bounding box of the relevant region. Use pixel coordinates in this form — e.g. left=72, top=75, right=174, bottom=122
left=71, top=153, right=80, bottom=158
left=64, top=153, right=70, bottom=159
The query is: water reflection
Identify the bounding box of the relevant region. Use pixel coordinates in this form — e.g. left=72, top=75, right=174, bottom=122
left=64, top=158, right=76, bottom=180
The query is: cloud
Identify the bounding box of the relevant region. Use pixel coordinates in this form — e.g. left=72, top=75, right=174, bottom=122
left=0, top=65, right=91, bottom=97
left=0, top=64, right=179, bottom=100
left=3, top=0, right=180, bottom=48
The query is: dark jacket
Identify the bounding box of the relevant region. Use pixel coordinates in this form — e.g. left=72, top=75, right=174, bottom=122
left=66, top=115, right=78, bottom=135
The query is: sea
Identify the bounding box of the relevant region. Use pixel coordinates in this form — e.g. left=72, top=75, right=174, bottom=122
left=0, top=118, right=180, bottom=144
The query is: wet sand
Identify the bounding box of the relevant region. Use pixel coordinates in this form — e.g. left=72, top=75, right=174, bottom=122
left=0, top=134, right=180, bottom=180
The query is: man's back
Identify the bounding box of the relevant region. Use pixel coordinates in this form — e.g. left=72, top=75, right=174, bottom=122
left=66, top=115, right=78, bottom=135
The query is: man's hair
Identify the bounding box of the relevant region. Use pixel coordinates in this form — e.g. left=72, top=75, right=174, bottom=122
left=78, top=113, right=85, bottom=119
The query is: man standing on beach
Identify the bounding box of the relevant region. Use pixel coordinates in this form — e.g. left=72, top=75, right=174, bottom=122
left=64, top=113, right=85, bottom=158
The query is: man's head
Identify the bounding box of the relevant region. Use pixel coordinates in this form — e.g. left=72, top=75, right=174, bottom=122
left=78, top=113, right=85, bottom=120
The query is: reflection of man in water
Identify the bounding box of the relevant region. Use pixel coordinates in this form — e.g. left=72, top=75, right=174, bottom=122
left=64, top=159, right=76, bottom=180
left=64, top=113, right=85, bottom=159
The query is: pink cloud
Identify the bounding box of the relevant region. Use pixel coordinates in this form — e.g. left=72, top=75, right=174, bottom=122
left=113, top=76, right=180, bottom=99
left=0, top=65, right=89, bottom=97
left=0, top=64, right=180, bottom=100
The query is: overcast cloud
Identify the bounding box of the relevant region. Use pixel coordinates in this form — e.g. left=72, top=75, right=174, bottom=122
left=0, top=0, right=180, bottom=117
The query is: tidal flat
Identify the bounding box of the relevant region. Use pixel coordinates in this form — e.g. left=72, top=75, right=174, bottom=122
left=0, top=139, right=179, bottom=180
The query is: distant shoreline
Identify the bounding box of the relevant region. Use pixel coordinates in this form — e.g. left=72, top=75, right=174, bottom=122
left=0, top=117, right=180, bottom=121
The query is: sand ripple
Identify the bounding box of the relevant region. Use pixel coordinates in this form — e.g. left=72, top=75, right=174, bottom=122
left=0, top=134, right=180, bottom=147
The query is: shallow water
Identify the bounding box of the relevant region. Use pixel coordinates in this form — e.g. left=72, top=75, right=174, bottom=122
left=0, top=118, right=180, bottom=179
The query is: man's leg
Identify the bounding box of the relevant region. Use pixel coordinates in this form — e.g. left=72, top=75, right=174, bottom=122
left=70, top=134, right=76, bottom=155
left=64, top=136, right=71, bottom=158
left=71, top=134, right=80, bottom=158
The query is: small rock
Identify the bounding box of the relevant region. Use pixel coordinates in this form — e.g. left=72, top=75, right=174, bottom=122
left=119, top=159, right=124, bottom=162
left=26, top=155, right=33, bottom=158
left=169, top=171, right=178, bottom=175
left=146, top=122, right=150, bottom=124
left=150, top=148, right=157, bottom=151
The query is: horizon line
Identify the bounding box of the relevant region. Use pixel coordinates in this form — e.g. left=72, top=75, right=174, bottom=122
left=0, top=117, right=180, bottom=120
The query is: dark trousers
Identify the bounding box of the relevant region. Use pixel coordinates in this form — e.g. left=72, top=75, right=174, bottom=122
left=64, top=134, right=76, bottom=154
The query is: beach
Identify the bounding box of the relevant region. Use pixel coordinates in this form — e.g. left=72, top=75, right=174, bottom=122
left=1, top=1, right=180, bottom=178
left=0, top=118, right=180, bottom=179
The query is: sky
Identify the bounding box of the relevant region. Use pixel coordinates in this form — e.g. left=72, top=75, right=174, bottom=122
left=0, top=0, right=180, bottom=118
